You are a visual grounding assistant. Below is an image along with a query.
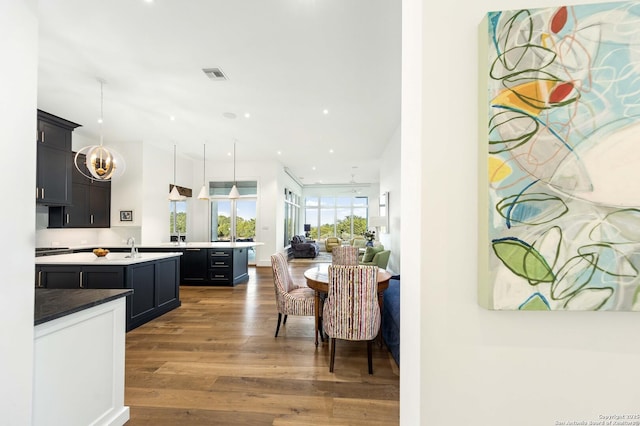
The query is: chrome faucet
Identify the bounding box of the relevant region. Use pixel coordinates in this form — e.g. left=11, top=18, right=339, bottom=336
left=127, top=236, right=138, bottom=258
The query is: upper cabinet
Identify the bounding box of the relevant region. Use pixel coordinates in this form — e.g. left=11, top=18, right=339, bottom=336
left=36, top=110, right=81, bottom=205
left=48, top=153, right=111, bottom=229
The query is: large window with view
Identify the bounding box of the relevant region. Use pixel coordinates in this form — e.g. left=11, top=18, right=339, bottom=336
left=206, top=181, right=257, bottom=263
left=284, top=189, right=300, bottom=246
left=305, top=196, right=369, bottom=241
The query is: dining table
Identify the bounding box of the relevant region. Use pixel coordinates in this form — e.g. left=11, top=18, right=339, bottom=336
left=303, top=264, right=392, bottom=346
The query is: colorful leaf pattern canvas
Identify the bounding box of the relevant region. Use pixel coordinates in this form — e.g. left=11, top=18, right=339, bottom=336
left=487, top=2, right=640, bottom=310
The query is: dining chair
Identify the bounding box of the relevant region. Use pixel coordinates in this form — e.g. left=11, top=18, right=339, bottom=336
left=331, top=246, right=359, bottom=265
left=270, top=252, right=316, bottom=338
left=322, top=265, right=380, bottom=374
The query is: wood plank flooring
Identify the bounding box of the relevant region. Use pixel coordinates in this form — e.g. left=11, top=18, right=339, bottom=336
left=124, top=262, right=400, bottom=425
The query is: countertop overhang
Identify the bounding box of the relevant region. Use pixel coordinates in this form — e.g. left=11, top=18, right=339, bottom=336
left=34, top=288, right=133, bottom=325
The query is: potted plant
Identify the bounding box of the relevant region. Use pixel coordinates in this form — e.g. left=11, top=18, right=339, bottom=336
left=363, top=230, right=376, bottom=247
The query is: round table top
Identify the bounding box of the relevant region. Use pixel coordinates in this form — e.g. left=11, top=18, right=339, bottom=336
left=304, top=264, right=391, bottom=292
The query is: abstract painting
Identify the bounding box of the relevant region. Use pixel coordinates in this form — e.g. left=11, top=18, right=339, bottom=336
left=486, top=1, right=640, bottom=310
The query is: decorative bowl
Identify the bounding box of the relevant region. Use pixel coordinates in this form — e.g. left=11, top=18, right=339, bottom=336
left=93, top=248, right=109, bottom=257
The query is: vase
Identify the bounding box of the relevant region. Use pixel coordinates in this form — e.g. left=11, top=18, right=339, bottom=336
left=366, top=241, right=374, bottom=247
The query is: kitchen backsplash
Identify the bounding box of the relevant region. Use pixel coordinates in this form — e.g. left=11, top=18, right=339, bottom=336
left=36, top=205, right=141, bottom=247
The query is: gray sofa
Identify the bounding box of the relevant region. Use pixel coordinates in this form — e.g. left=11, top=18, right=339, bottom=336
left=290, top=235, right=320, bottom=258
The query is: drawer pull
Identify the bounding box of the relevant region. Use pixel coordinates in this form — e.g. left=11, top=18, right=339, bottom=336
left=214, top=261, right=225, bottom=265
left=186, top=248, right=201, bottom=251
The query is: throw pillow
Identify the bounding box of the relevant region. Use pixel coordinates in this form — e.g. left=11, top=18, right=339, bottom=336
left=362, top=245, right=384, bottom=262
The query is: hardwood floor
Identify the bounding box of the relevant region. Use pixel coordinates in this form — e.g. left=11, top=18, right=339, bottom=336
left=124, top=262, right=400, bottom=425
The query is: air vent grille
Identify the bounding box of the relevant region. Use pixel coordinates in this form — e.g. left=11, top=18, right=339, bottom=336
left=202, top=67, right=228, bottom=81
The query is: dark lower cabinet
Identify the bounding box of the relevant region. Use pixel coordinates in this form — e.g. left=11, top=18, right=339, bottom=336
left=209, top=247, right=249, bottom=286
left=181, top=248, right=209, bottom=283
left=135, top=246, right=250, bottom=286
left=35, top=256, right=181, bottom=331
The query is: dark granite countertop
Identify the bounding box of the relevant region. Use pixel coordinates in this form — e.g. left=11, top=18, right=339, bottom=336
left=34, top=288, right=133, bottom=326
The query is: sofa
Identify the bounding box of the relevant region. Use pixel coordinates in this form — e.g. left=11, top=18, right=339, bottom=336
left=290, top=235, right=320, bottom=258
left=382, top=275, right=400, bottom=366
left=359, top=245, right=390, bottom=269
left=350, top=236, right=367, bottom=248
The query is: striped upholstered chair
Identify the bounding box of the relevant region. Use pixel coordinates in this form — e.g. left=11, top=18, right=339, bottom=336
left=270, top=253, right=316, bottom=338
left=331, top=246, right=360, bottom=265
left=322, top=265, right=380, bottom=374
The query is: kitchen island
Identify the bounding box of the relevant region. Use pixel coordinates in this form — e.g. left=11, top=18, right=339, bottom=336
left=76, top=241, right=262, bottom=286
left=34, top=288, right=131, bottom=426
left=35, top=251, right=182, bottom=330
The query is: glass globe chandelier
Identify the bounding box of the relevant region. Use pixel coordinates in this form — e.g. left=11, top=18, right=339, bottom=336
left=74, top=79, right=125, bottom=181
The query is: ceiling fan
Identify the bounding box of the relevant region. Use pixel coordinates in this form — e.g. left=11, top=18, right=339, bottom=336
left=344, top=174, right=363, bottom=194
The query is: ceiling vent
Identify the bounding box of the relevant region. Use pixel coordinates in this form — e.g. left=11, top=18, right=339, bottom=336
left=202, top=67, right=228, bottom=81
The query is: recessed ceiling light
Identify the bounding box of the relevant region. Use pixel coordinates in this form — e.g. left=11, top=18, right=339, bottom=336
left=277, top=150, right=282, bottom=155
left=244, top=113, right=251, bottom=118
left=169, top=115, right=175, bottom=121
left=323, top=109, right=329, bottom=115
left=97, top=118, right=103, bottom=124
left=312, top=166, right=316, bottom=171
left=329, top=149, right=334, bottom=154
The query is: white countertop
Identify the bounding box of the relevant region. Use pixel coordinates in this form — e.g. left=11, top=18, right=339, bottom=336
left=64, top=241, right=263, bottom=250
left=151, top=241, right=262, bottom=249
left=35, top=252, right=182, bottom=265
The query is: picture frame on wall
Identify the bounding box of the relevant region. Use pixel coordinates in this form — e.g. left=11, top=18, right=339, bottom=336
left=119, top=210, right=133, bottom=222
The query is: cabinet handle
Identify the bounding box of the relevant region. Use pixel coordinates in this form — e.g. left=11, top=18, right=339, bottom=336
left=66, top=214, right=69, bottom=224
left=36, top=187, right=39, bottom=199
left=214, top=274, right=225, bottom=278
left=79, top=271, right=84, bottom=288
left=214, top=261, right=225, bottom=265
left=186, top=248, right=200, bottom=251
left=41, top=188, right=44, bottom=199
left=41, top=131, right=45, bottom=143
left=90, top=214, right=94, bottom=224
left=37, top=271, right=42, bottom=288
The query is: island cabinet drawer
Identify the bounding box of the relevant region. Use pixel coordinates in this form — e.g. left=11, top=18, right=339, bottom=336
left=209, top=270, right=232, bottom=283
left=210, top=250, right=232, bottom=267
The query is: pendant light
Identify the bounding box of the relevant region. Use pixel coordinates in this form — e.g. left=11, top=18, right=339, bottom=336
left=74, top=79, right=125, bottom=181
left=228, top=140, right=240, bottom=199
left=169, top=144, right=186, bottom=201
left=197, top=143, right=209, bottom=200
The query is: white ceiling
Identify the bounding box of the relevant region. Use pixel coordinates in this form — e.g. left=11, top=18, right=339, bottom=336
left=36, top=0, right=401, bottom=186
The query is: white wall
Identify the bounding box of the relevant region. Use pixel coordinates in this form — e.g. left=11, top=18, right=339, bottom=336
left=379, top=125, right=400, bottom=275
left=404, top=0, right=640, bottom=424
left=1, top=1, right=37, bottom=423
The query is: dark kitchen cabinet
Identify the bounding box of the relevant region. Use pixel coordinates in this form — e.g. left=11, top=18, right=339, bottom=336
left=35, top=265, right=123, bottom=289
left=36, top=110, right=80, bottom=205
left=181, top=248, right=209, bottom=283
left=48, top=153, right=111, bottom=228
left=209, top=247, right=249, bottom=286
left=35, top=256, right=181, bottom=331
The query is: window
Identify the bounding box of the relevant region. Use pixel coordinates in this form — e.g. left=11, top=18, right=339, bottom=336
left=208, top=181, right=257, bottom=244
left=305, top=196, right=369, bottom=240
left=284, top=189, right=300, bottom=245
left=169, top=200, right=187, bottom=240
